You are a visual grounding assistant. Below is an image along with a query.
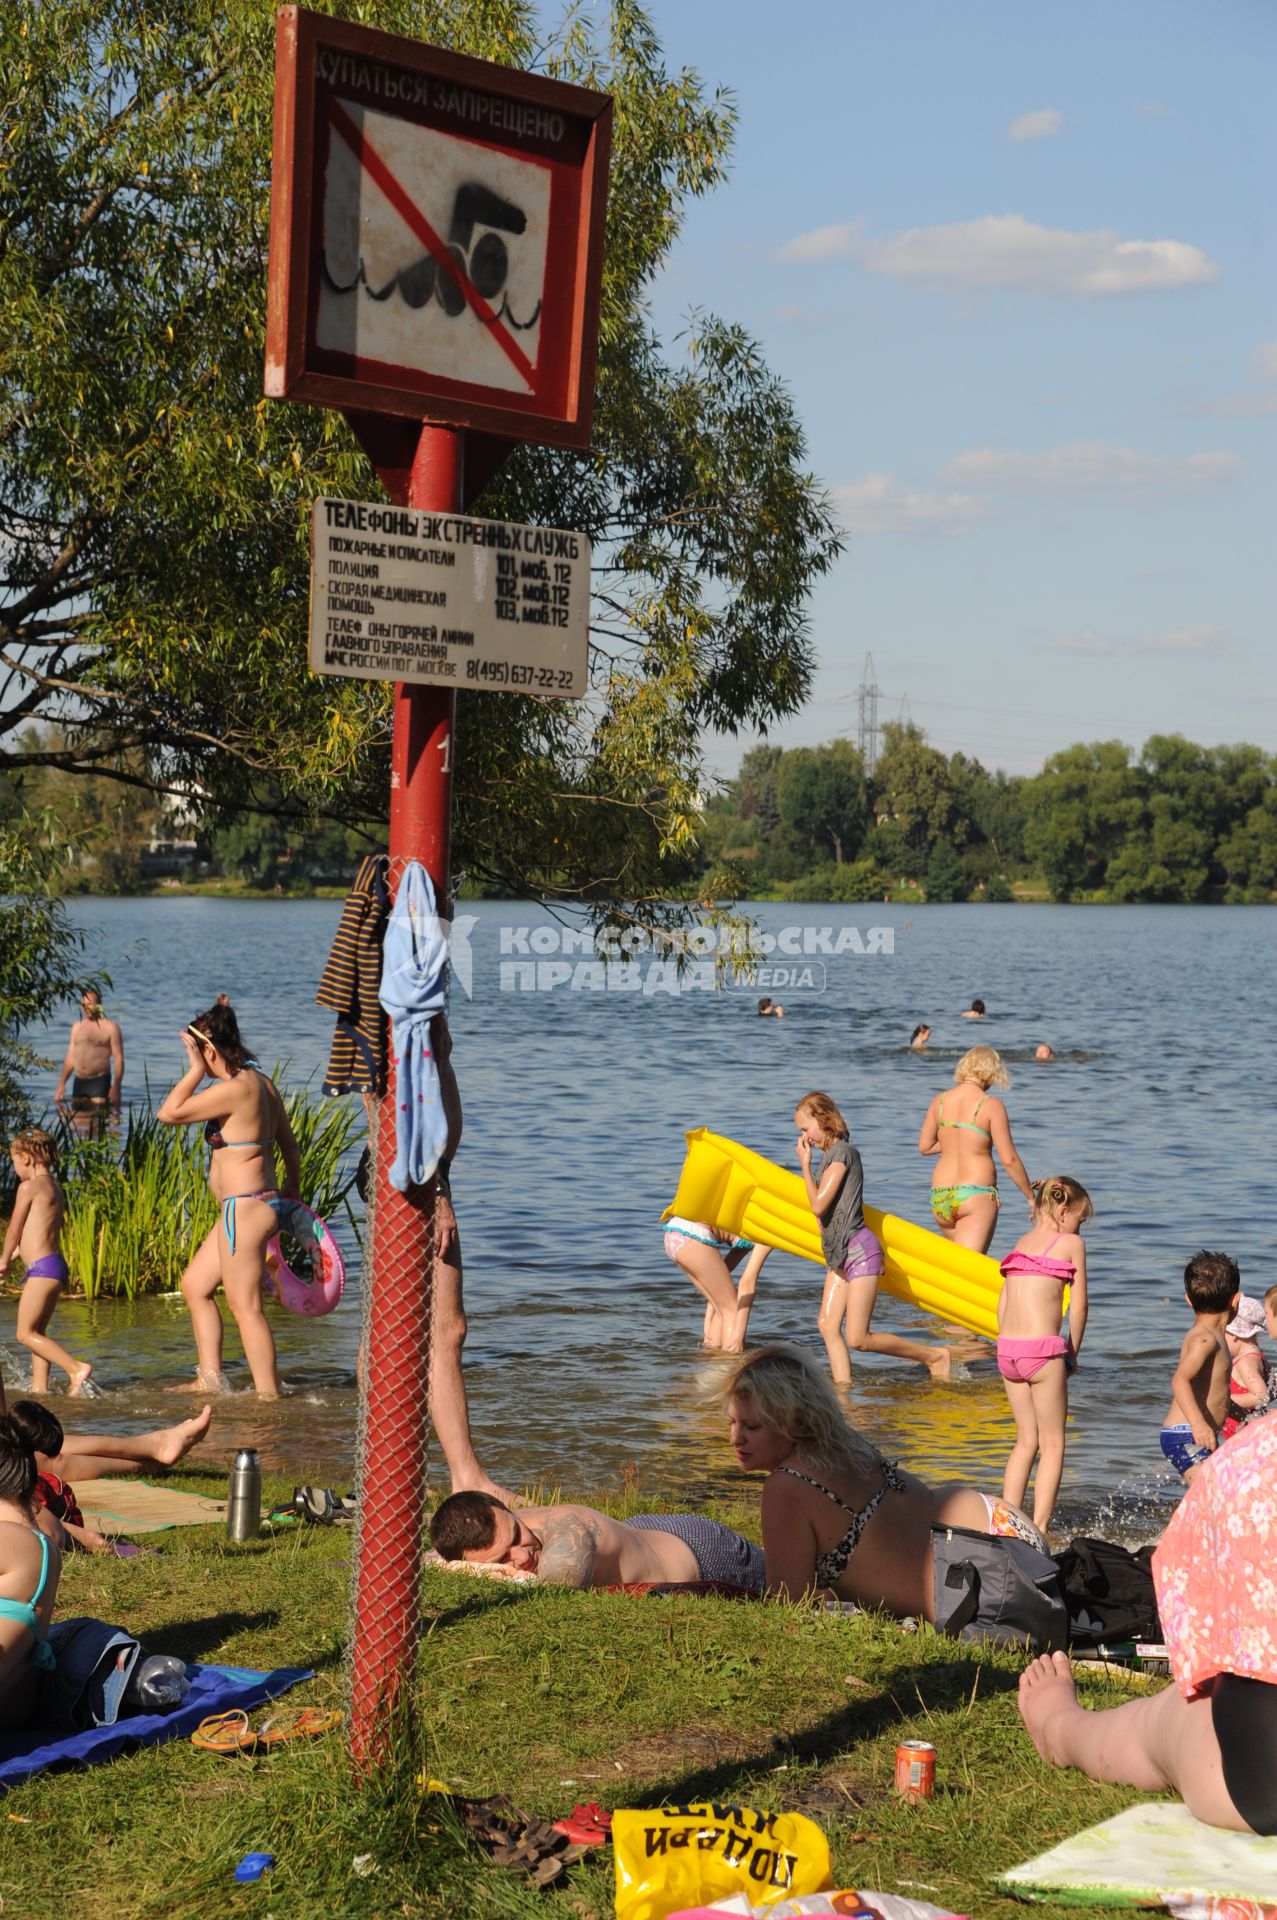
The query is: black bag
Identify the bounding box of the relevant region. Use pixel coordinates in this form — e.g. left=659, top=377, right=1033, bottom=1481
left=931, top=1524, right=1068, bottom=1653
left=1055, top=1536, right=1161, bottom=1645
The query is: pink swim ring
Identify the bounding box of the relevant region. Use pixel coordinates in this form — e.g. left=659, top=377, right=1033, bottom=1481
left=264, top=1199, right=345, bottom=1317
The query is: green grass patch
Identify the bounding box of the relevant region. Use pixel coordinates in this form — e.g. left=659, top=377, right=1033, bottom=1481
left=0, top=1477, right=1160, bottom=1920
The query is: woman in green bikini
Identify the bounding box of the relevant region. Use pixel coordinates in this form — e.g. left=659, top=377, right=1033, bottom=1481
left=918, top=1045, right=1034, bottom=1253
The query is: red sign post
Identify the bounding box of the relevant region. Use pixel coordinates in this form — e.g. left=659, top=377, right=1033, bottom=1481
left=266, top=7, right=610, bottom=1766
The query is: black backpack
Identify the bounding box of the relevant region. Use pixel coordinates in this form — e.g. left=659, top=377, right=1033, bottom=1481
left=1056, top=1535, right=1161, bottom=1645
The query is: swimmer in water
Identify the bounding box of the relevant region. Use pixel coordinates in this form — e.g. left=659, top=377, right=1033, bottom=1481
left=757, top=997, right=784, bottom=1018
left=910, top=1023, right=932, bottom=1050
left=962, top=998, right=987, bottom=1020
left=1035, top=1043, right=1055, bottom=1061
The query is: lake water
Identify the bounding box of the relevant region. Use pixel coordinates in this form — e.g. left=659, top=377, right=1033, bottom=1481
left=11, top=896, right=1274, bottom=1541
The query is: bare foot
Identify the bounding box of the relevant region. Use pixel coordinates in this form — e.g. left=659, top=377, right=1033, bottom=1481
left=68, top=1363, right=93, bottom=1398
left=1018, top=1649, right=1078, bottom=1762
left=151, top=1404, right=213, bottom=1466
left=165, top=1371, right=230, bottom=1395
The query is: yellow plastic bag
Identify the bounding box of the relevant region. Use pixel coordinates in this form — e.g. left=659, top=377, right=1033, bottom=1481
left=614, top=1803, right=833, bottom=1920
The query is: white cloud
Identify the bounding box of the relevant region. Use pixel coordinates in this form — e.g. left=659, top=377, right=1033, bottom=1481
left=774, top=213, right=1220, bottom=296
left=945, top=440, right=1240, bottom=496
left=1009, top=108, right=1064, bottom=143
left=831, top=475, right=989, bottom=536
left=1253, top=340, right=1277, bottom=380
left=774, top=221, right=866, bottom=264
left=865, top=216, right=1219, bottom=296
left=1049, top=623, right=1230, bottom=658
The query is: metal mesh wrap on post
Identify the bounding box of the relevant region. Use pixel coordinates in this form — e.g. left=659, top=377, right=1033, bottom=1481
left=348, top=966, right=437, bottom=1763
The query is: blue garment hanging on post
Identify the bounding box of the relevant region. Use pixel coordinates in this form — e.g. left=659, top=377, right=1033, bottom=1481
left=378, top=860, right=450, bottom=1193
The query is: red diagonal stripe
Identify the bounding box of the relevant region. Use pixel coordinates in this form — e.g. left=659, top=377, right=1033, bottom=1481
left=328, top=97, right=536, bottom=391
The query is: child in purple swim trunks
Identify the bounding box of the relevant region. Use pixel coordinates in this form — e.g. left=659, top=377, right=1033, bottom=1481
left=1, top=1130, right=92, bottom=1395
left=795, top=1091, right=974, bottom=1386
left=997, top=1175, right=1093, bottom=1533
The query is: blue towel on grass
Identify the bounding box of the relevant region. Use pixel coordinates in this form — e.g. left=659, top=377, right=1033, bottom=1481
left=0, top=1662, right=314, bottom=1790
left=378, top=859, right=450, bottom=1192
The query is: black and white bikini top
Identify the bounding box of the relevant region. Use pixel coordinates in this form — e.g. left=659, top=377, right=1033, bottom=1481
left=780, top=1459, right=907, bottom=1589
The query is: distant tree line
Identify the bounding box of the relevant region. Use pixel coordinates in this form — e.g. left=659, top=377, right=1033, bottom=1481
left=3, top=723, right=1273, bottom=904
left=700, top=726, right=1277, bottom=904
left=0, top=736, right=370, bottom=893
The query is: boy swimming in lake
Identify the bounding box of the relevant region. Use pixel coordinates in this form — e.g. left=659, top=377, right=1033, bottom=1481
left=1160, top=1250, right=1239, bottom=1483
left=1, top=1130, right=92, bottom=1396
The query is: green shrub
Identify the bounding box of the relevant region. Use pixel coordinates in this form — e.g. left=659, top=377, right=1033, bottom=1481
left=827, top=858, right=890, bottom=902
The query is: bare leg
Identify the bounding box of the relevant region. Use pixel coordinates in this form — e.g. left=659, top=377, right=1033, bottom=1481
left=1001, top=1375, right=1039, bottom=1512
left=1018, top=1653, right=1250, bottom=1831
left=429, top=1233, right=513, bottom=1501
left=177, top=1227, right=229, bottom=1390
left=17, top=1276, right=91, bottom=1395
left=702, top=1297, right=723, bottom=1347
left=675, top=1242, right=743, bottom=1354
left=1026, top=1361, right=1068, bottom=1531
left=950, top=1196, right=1000, bottom=1256
left=818, top=1270, right=853, bottom=1383
left=842, top=1272, right=976, bottom=1379
left=219, top=1199, right=282, bottom=1398
left=726, top=1243, right=769, bottom=1351
left=48, top=1405, right=213, bottom=1479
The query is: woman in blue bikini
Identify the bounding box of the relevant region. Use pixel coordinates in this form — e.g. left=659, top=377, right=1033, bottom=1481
left=917, top=1044, right=1035, bottom=1254
left=159, top=1003, right=301, bottom=1398
left=0, top=1411, right=60, bottom=1729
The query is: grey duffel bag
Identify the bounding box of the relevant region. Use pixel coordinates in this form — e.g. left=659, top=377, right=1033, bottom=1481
left=931, top=1523, right=1069, bottom=1653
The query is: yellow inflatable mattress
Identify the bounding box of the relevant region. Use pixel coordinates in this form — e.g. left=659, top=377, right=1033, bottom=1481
left=663, top=1127, right=1002, bottom=1340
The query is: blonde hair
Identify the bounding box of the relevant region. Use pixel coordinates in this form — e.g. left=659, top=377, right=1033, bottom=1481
left=794, top=1091, right=849, bottom=1143
left=724, top=1344, right=883, bottom=1477
left=10, top=1128, right=58, bottom=1171
left=954, top=1045, right=1009, bottom=1090
left=1032, top=1175, right=1094, bottom=1228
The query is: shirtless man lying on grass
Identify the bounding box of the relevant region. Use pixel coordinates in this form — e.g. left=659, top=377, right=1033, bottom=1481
left=429, top=1491, right=765, bottom=1591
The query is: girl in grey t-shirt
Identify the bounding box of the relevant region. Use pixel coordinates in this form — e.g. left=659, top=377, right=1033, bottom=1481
left=795, top=1091, right=973, bottom=1384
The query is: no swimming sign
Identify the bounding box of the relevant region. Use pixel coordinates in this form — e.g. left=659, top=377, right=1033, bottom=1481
left=266, top=8, right=612, bottom=449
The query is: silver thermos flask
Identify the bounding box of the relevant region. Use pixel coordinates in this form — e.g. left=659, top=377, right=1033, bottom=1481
left=226, top=1447, right=262, bottom=1541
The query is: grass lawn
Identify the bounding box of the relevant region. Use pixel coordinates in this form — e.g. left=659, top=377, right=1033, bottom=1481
left=0, top=1473, right=1160, bottom=1920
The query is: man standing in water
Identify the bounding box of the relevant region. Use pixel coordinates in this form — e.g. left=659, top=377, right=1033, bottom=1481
left=54, top=989, right=124, bottom=1117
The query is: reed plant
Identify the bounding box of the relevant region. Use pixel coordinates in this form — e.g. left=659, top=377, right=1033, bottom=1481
left=51, top=1074, right=361, bottom=1300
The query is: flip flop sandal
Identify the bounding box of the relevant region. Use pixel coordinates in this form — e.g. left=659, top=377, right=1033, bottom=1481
left=191, top=1710, right=258, bottom=1755
left=254, top=1707, right=342, bottom=1747
left=191, top=1707, right=341, bottom=1754
left=552, top=1801, right=612, bottom=1846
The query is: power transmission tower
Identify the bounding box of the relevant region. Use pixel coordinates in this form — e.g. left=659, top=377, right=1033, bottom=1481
left=856, top=652, right=882, bottom=775
left=898, top=694, right=912, bottom=729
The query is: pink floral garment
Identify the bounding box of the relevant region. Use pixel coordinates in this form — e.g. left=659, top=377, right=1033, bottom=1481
left=1153, top=1415, right=1277, bottom=1700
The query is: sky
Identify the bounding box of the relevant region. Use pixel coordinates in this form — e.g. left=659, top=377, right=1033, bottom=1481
left=632, top=0, right=1276, bottom=778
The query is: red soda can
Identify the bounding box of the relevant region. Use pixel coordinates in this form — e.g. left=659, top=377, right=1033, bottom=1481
left=894, top=1739, right=936, bottom=1801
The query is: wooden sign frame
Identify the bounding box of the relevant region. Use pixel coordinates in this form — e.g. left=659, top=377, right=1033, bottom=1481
left=266, top=6, right=612, bottom=449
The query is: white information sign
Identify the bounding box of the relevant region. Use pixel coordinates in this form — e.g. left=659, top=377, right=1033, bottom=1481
left=309, top=496, right=589, bottom=694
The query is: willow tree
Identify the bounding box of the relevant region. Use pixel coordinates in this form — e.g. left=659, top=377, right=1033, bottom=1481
left=0, top=0, right=839, bottom=917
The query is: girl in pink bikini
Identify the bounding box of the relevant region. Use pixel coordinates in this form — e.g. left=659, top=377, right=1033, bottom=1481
left=997, top=1176, right=1092, bottom=1533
